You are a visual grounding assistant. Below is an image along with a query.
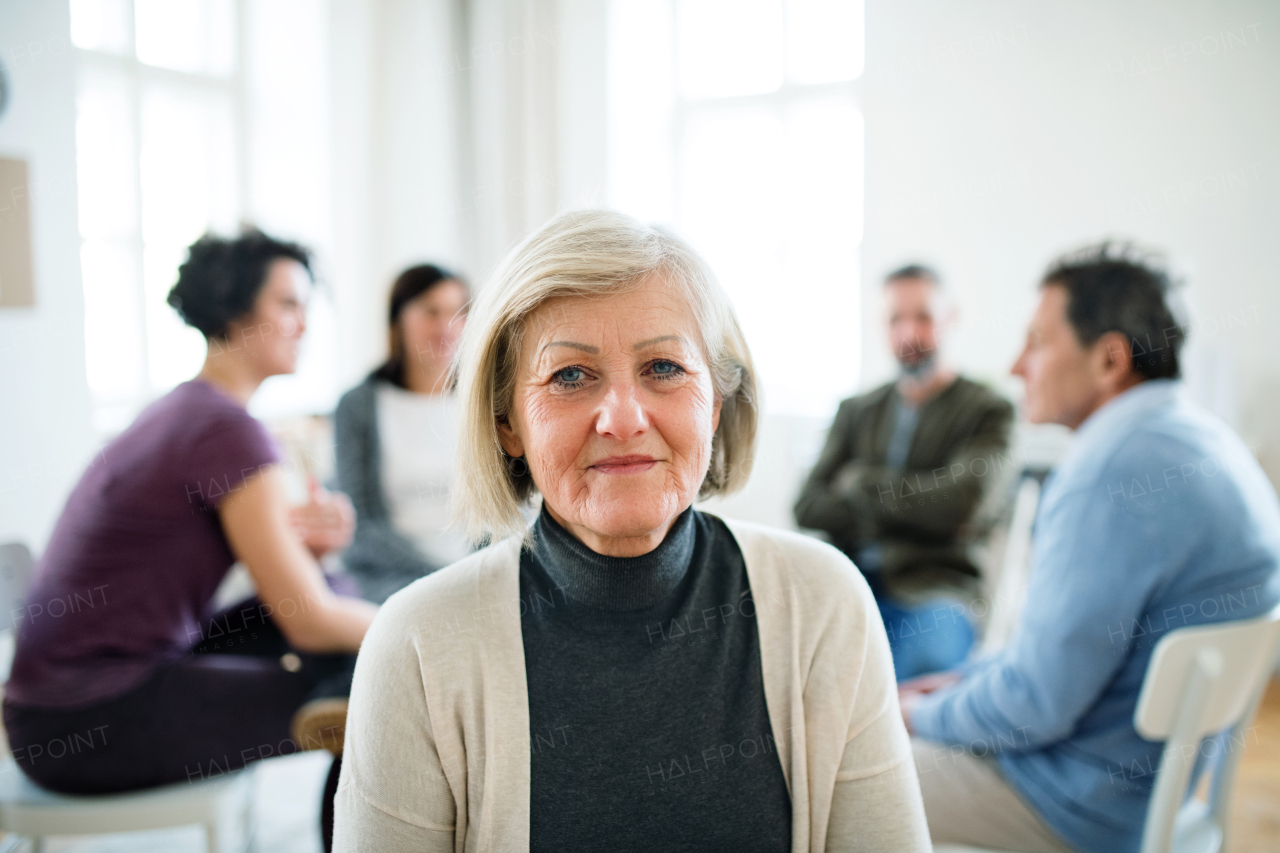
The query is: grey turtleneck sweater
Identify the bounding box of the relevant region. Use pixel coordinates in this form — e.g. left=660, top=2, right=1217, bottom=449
left=519, top=505, right=792, bottom=851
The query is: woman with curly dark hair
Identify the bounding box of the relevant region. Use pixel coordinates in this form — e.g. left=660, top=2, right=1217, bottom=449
left=3, top=228, right=375, bottom=851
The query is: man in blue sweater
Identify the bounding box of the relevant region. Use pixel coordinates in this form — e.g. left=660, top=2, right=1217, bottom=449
left=901, top=244, right=1280, bottom=853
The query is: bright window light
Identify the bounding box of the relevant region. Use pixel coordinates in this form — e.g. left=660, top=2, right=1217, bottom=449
left=609, top=0, right=864, bottom=417
left=80, top=239, right=145, bottom=404
left=73, top=0, right=338, bottom=433
left=676, top=0, right=785, bottom=100
left=785, top=0, right=864, bottom=84
left=70, top=0, right=134, bottom=55
left=75, top=66, right=138, bottom=242
left=607, top=0, right=676, bottom=224
left=134, top=0, right=236, bottom=77
left=139, top=84, right=238, bottom=249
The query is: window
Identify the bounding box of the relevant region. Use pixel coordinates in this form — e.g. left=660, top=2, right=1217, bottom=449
left=607, top=0, right=864, bottom=417
left=71, top=0, right=336, bottom=434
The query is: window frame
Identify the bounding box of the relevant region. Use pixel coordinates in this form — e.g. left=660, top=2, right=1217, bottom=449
left=73, top=0, right=249, bottom=434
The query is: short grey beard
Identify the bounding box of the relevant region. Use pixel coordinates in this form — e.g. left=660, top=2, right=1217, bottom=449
left=900, top=353, right=937, bottom=379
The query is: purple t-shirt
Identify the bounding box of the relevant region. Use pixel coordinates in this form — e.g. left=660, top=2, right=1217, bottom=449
left=6, top=380, right=281, bottom=709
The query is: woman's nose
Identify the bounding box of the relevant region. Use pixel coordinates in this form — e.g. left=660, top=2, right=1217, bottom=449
left=595, top=381, right=649, bottom=440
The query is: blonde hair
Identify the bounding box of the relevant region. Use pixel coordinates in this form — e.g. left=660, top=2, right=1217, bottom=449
left=451, top=210, right=759, bottom=542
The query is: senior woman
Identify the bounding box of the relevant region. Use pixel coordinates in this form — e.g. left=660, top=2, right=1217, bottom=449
left=334, top=211, right=930, bottom=851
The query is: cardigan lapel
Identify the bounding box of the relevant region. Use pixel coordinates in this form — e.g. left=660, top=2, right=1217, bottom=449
left=471, top=537, right=531, bottom=852
left=723, top=518, right=812, bottom=853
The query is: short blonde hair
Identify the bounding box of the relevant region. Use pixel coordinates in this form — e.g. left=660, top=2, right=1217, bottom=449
left=452, top=210, right=759, bottom=542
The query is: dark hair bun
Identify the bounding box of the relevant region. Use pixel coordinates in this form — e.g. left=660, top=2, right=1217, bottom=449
left=167, top=227, right=312, bottom=340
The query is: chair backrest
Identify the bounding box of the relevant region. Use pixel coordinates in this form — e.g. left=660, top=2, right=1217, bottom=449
left=1135, top=602, right=1280, bottom=853
left=1134, top=602, right=1280, bottom=740
left=981, top=472, right=1044, bottom=653
left=0, top=543, right=35, bottom=634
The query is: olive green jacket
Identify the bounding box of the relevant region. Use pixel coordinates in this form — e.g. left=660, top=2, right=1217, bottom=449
left=794, top=377, right=1014, bottom=598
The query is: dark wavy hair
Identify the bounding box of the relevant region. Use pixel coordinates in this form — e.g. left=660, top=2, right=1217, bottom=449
left=167, top=228, right=312, bottom=340
left=371, top=264, right=468, bottom=389
left=1041, top=241, right=1185, bottom=381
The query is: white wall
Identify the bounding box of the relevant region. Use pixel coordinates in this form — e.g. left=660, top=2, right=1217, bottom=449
left=0, top=1, right=98, bottom=551
left=326, top=0, right=470, bottom=386
left=861, top=0, right=1280, bottom=485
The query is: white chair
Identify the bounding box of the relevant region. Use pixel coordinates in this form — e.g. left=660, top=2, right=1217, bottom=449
left=937, top=602, right=1280, bottom=853
left=979, top=474, right=1043, bottom=654
left=0, top=541, right=258, bottom=852
left=0, top=759, right=256, bottom=852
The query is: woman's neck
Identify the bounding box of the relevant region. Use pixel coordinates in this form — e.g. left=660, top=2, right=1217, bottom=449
left=196, top=352, right=264, bottom=406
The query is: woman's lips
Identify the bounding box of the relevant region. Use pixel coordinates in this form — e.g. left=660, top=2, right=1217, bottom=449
left=591, top=455, right=657, bottom=474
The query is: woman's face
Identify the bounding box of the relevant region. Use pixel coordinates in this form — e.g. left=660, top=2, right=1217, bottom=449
left=497, top=275, right=722, bottom=557
left=399, top=280, right=468, bottom=371
left=224, top=258, right=311, bottom=378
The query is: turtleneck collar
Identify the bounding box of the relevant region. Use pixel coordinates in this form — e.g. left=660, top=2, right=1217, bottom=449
left=530, top=504, right=697, bottom=612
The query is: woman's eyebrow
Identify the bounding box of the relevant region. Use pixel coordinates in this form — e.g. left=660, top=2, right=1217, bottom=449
left=539, top=340, right=600, bottom=356
left=632, top=335, right=684, bottom=350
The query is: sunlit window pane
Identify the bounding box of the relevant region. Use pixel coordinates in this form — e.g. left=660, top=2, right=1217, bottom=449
left=76, top=67, right=138, bottom=241
left=138, top=83, right=237, bottom=394
left=245, top=0, right=330, bottom=245
left=777, top=99, right=863, bottom=414
left=134, top=0, right=236, bottom=77
left=677, top=0, right=784, bottom=100
left=242, top=0, right=339, bottom=418
left=679, top=106, right=784, bottom=264
left=783, top=97, right=863, bottom=249
left=785, top=0, right=864, bottom=84
left=142, top=242, right=207, bottom=391
left=610, top=0, right=864, bottom=414
left=139, top=82, right=238, bottom=250
left=678, top=107, right=786, bottom=407
left=608, top=0, right=676, bottom=224
left=70, top=0, right=133, bottom=55
left=81, top=239, right=145, bottom=402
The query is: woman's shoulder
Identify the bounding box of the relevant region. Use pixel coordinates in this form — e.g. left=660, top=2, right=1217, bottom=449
left=711, top=515, right=874, bottom=610
left=143, top=380, right=276, bottom=459
left=369, top=535, right=523, bottom=644
left=335, top=375, right=381, bottom=415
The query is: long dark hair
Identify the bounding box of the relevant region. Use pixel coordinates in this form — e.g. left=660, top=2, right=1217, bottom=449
left=370, top=264, right=467, bottom=389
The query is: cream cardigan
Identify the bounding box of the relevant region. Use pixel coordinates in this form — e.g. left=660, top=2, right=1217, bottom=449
left=333, top=516, right=931, bottom=852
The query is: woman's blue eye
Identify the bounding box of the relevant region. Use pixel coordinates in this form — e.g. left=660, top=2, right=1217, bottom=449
left=554, top=366, right=587, bottom=387
left=649, top=360, right=684, bottom=380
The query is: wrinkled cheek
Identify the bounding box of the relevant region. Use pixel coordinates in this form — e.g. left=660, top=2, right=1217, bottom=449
left=522, top=403, right=584, bottom=480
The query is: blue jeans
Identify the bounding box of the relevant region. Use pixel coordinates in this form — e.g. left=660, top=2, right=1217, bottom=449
left=868, top=575, right=975, bottom=680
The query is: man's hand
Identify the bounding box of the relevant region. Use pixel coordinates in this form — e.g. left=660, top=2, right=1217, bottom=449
left=898, top=670, right=964, bottom=733
left=290, top=481, right=355, bottom=560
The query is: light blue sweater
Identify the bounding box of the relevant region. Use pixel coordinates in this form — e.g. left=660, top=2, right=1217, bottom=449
left=911, top=380, right=1280, bottom=853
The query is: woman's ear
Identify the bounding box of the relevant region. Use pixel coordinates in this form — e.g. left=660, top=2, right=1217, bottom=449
left=496, top=417, right=525, bottom=458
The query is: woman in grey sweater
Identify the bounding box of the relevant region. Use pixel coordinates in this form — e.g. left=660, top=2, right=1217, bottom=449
left=334, top=265, right=471, bottom=603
